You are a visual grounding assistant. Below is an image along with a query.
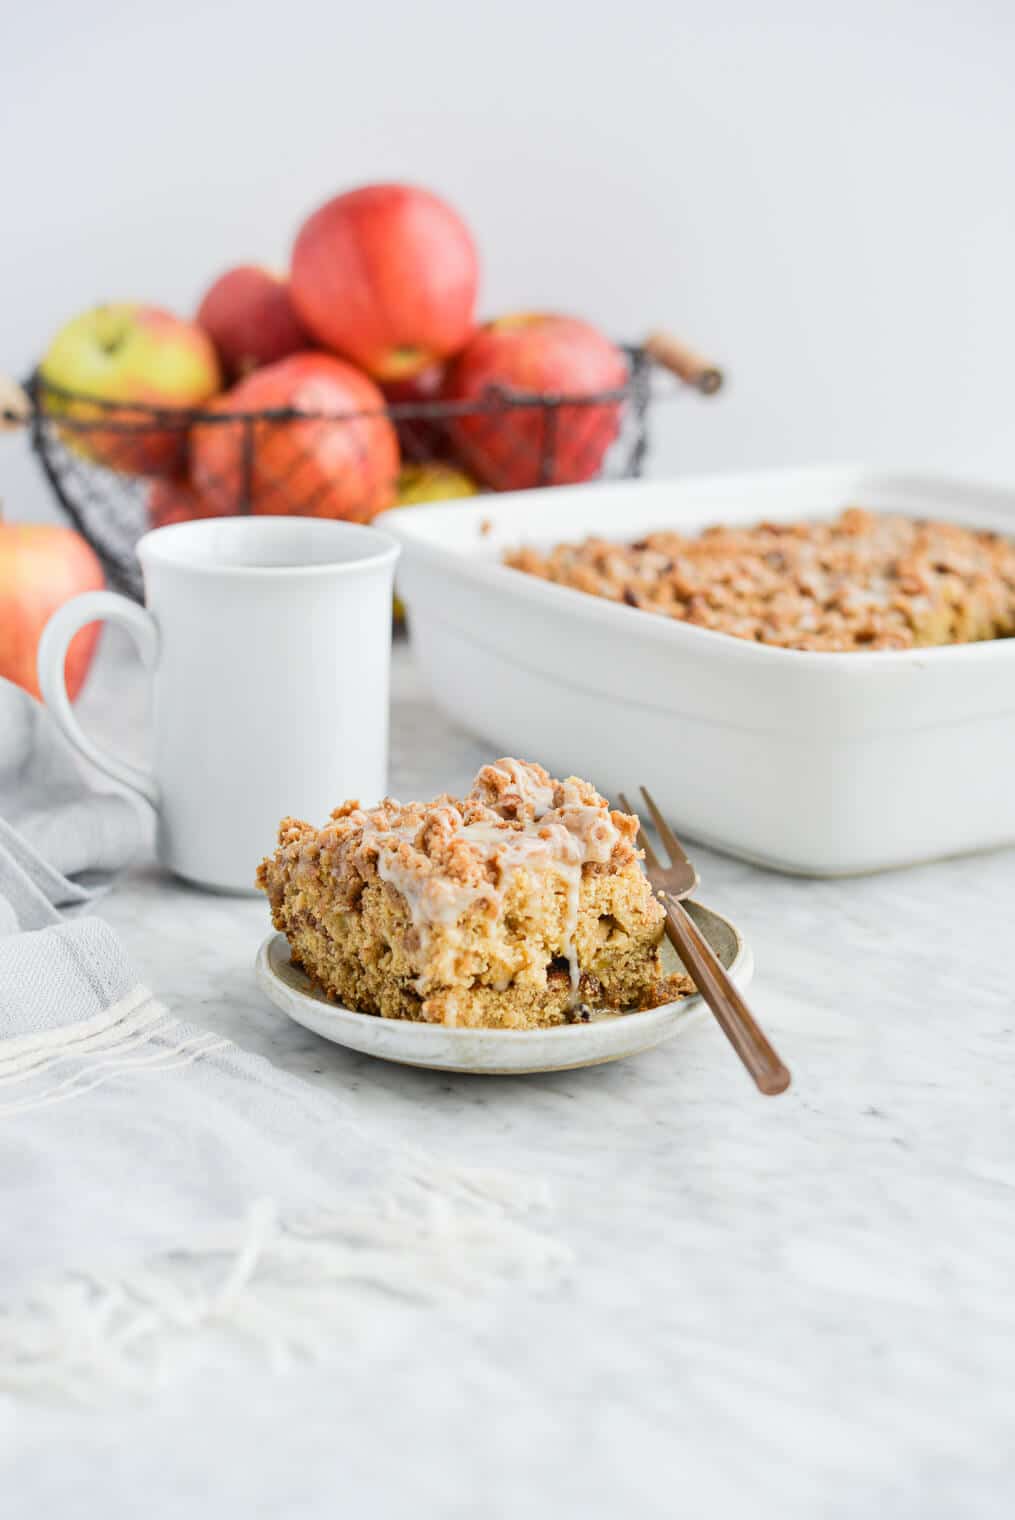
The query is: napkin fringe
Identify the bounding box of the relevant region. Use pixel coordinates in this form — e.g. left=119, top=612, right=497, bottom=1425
left=0, top=1173, right=570, bottom=1402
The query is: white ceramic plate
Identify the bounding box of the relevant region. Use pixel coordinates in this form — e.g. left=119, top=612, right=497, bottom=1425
left=255, top=899, right=752, bottom=1075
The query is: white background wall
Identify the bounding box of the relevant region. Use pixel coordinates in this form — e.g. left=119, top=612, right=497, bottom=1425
left=2, top=0, right=1013, bottom=523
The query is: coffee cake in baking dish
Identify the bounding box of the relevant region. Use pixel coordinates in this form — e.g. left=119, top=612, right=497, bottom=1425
left=504, top=507, right=1015, bottom=652
left=257, top=759, right=691, bottom=1029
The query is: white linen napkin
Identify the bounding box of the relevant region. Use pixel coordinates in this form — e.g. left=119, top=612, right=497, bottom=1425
left=0, top=678, right=143, bottom=934
left=0, top=680, right=565, bottom=1402
left=0, top=916, right=564, bottom=1400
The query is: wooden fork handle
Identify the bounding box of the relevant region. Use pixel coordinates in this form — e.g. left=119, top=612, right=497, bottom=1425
left=660, top=893, right=790, bottom=1096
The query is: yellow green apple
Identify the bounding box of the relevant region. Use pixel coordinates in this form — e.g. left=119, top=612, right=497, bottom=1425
left=39, top=303, right=221, bottom=476
left=394, top=462, right=478, bottom=507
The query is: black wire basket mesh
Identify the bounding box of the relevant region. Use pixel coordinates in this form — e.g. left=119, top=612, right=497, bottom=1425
left=24, top=335, right=720, bottom=601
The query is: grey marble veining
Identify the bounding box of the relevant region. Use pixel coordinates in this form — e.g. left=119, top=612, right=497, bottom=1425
left=10, top=632, right=1014, bottom=1519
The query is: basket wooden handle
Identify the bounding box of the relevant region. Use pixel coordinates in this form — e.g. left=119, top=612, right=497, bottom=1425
left=643, top=332, right=723, bottom=395
left=0, top=374, right=32, bottom=432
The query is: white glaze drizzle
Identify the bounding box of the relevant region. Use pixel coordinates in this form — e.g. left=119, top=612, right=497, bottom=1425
left=487, top=759, right=557, bottom=818
left=364, top=801, right=622, bottom=1004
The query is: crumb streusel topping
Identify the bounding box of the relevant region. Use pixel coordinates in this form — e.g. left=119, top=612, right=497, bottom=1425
left=257, top=760, right=688, bottom=1028
left=503, top=507, right=1015, bottom=652
left=267, top=760, right=641, bottom=1004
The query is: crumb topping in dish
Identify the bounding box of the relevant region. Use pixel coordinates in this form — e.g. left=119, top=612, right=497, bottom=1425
left=503, top=507, right=1015, bottom=652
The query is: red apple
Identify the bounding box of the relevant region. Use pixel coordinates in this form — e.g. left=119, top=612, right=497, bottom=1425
left=0, top=521, right=105, bottom=700
left=290, top=184, right=478, bottom=382
left=381, top=362, right=453, bottom=462
left=147, top=475, right=230, bottom=529
left=39, top=304, right=221, bottom=477
left=196, top=266, right=308, bottom=381
left=189, top=352, right=399, bottom=520
left=444, top=314, right=628, bottom=491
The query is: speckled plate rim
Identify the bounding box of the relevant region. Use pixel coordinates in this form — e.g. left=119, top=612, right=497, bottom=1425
left=255, top=898, right=753, bottom=1075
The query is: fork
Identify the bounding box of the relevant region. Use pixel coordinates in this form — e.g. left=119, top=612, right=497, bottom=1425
left=619, top=787, right=791, bottom=1096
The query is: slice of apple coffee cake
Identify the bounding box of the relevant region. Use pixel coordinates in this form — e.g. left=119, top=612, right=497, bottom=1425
left=256, top=758, right=691, bottom=1029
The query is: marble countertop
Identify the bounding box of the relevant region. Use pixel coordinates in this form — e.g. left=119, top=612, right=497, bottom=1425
left=8, top=635, right=1014, bottom=1519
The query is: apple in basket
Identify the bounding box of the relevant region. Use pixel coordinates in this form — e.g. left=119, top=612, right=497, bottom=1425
left=189, top=352, right=399, bottom=519
left=38, top=304, right=221, bottom=477
left=290, top=183, right=479, bottom=382
left=196, top=266, right=308, bottom=381
left=147, top=475, right=227, bottom=529
left=444, top=314, right=628, bottom=491
left=0, top=519, right=104, bottom=700
left=381, top=362, right=454, bottom=462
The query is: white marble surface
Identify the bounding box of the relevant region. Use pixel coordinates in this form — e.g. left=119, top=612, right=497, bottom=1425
left=5, top=632, right=1015, bottom=1519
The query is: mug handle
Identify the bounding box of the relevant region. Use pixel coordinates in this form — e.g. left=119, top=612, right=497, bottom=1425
left=37, top=591, right=160, bottom=808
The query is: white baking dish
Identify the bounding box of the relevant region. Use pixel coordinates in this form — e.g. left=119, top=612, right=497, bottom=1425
left=377, top=467, right=1015, bottom=875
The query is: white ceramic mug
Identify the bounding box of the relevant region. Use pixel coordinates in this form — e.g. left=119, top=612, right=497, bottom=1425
left=38, top=515, right=399, bottom=893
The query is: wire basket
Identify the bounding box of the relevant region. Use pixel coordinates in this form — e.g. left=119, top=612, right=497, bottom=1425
left=16, top=332, right=721, bottom=600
